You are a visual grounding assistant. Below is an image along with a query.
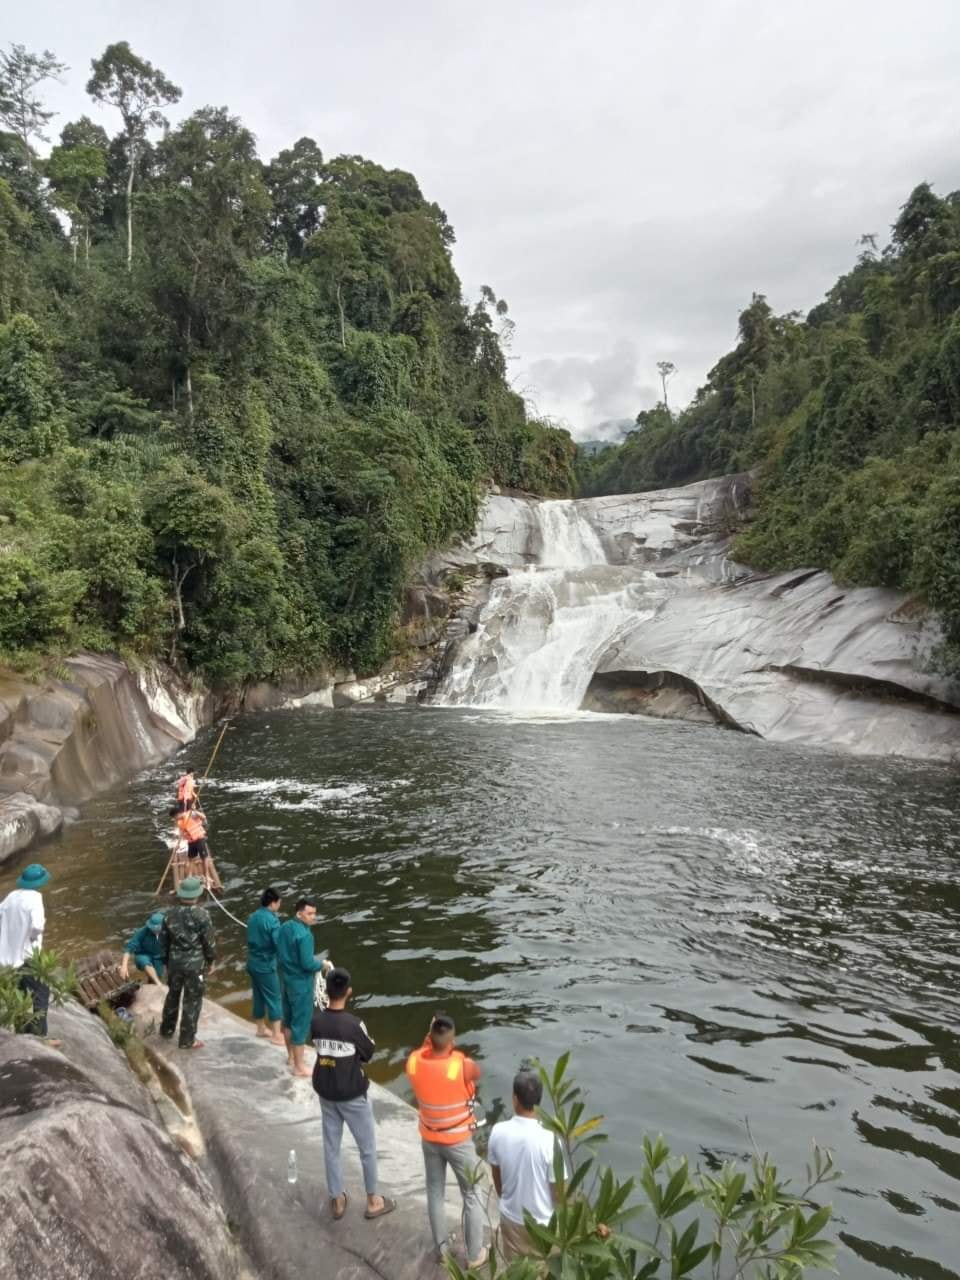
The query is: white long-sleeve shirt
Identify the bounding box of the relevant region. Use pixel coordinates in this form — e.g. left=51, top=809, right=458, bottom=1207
left=0, top=888, right=45, bottom=967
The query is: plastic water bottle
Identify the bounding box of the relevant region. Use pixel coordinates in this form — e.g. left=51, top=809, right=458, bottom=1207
left=287, top=1149, right=298, bottom=1185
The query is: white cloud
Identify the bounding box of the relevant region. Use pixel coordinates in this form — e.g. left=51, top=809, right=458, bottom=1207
left=10, top=0, right=960, bottom=437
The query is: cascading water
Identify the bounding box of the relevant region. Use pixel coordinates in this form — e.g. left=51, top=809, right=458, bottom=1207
left=437, top=500, right=660, bottom=711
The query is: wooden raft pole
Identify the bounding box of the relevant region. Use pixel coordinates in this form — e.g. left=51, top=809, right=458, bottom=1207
left=155, top=718, right=231, bottom=896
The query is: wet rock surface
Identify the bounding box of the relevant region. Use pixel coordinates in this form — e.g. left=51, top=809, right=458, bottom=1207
left=133, top=986, right=494, bottom=1280
left=0, top=1003, right=242, bottom=1280
left=429, top=475, right=960, bottom=760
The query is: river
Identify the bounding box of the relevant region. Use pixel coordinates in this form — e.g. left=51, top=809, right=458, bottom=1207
left=4, top=704, right=958, bottom=1280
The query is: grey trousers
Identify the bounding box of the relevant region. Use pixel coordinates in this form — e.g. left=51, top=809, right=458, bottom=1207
left=321, top=1095, right=379, bottom=1199
left=422, top=1138, right=484, bottom=1263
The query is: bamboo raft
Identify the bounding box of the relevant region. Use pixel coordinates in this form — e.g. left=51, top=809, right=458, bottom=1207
left=155, top=837, right=224, bottom=895
left=75, top=949, right=139, bottom=1009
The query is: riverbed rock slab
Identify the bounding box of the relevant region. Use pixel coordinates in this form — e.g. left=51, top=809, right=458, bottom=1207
left=0, top=1025, right=241, bottom=1280
left=0, top=791, right=63, bottom=866
left=132, top=986, right=494, bottom=1280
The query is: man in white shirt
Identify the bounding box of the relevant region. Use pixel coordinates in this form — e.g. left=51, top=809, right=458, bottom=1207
left=0, top=862, right=55, bottom=1039
left=487, top=1069, right=558, bottom=1263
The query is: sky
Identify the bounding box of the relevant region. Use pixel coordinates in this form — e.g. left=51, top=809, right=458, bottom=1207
left=10, top=1, right=960, bottom=438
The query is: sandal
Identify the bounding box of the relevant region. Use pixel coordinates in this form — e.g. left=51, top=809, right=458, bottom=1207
left=364, top=1196, right=396, bottom=1220
left=332, top=1193, right=348, bottom=1221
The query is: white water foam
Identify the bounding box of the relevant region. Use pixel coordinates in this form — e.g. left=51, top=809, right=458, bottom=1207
left=437, top=498, right=663, bottom=712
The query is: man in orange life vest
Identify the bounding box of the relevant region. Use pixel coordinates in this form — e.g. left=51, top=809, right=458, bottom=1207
left=171, top=802, right=213, bottom=887
left=405, top=1012, right=487, bottom=1268
left=175, top=766, right=197, bottom=812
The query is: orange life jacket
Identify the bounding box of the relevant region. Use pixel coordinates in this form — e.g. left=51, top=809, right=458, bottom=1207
left=405, top=1046, right=477, bottom=1144
left=177, top=811, right=205, bottom=842
left=176, top=774, right=197, bottom=805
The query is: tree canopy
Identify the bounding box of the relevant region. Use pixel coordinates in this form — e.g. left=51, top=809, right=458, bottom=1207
left=0, top=40, right=575, bottom=682
left=579, top=183, right=960, bottom=676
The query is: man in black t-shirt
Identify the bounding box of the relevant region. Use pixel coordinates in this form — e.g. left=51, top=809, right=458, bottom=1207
left=311, top=967, right=396, bottom=1222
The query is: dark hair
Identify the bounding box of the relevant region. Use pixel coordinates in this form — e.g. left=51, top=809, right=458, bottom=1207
left=430, top=1011, right=455, bottom=1043
left=325, top=967, right=351, bottom=1000
left=295, top=896, right=317, bottom=913
left=513, top=1070, right=543, bottom=1111
left=260, top=887, right=280, bottom=908
left=168, top=805, right=180, bottom=817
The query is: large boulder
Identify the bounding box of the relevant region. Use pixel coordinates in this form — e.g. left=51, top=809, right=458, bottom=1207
left=0, top=1011, right=243, bottom=1280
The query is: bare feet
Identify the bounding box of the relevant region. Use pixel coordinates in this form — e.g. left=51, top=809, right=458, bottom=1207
left=269, top=1035, right=286, bottom=1046
left=45, top=1038, right=64, bottom=1050
left=255, top=1027, right=271, bottom=1038
left=291, top=1065, right=312, bottom=1078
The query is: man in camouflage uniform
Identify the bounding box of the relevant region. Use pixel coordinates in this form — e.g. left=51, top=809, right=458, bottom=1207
left=159, top=875, right=215, bottom=1049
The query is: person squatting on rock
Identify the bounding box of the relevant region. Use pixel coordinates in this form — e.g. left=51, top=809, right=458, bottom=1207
left=310, top=967, right=396, bottom=1222
left=277, top=895, right=327, bottom=1077
left=406, top=1012, right=488, bottom=1268
left=120, top=911, right=167, bottom=985
left=159, top=876, right=215, bottom=1049
left=487, top=1068, right=560, bottom=1263
left=0, top=863, right=60, bottom=1046
left=246, top=887, right=284, bottom=1045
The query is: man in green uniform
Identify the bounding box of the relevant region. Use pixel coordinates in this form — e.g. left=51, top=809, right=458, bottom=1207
left=159, top=876, right=215, bottom=1050
left=120, top=911, right=167, bottom=984
left=246, top=886, right=284, bottom=1045
left=277, top=895, right=326, bottom=1077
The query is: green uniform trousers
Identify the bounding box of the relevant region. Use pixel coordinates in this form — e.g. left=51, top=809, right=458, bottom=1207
left=160, top=966, right=205, bottom=1048
left=249, top=967, right=282, bottom=1022
left=280, top=975, right=314, bottom=1045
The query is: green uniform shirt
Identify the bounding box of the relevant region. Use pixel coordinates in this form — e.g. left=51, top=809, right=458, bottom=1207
left=161, top=904, right=215, bottom=973
left=246, top=906, right=281, bottom=974
left=276, top=917, right=324, bottom=983
left=124, top=925, right=164, bottom=963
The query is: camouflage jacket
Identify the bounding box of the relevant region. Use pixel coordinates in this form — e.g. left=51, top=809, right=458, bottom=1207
left=161, top=905, right=215, bottom=972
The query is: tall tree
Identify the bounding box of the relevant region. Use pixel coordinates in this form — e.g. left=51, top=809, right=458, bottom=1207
left=656, top=360, right=677, bottom=409
left=46, top=118, right=109, bottom=266
left=86, top=42, right=180, bottom=271
left=0, top=43, right=67, bottom=168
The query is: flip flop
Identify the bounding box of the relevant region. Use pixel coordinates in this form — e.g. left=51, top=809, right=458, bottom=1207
left=332, top=1193, right=348, bottom=1220
left=364, top=1196, right=396, bottom=1220
left=182, top=1040, right=205, bottom=1049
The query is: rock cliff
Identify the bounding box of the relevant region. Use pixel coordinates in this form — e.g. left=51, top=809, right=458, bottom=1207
left=422, top=476, right=960, bottom=761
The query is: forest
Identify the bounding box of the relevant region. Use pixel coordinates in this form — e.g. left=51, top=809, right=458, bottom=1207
left=578, top=183, right=960, bottom=675
left=0, top=41, right=575, bottom=683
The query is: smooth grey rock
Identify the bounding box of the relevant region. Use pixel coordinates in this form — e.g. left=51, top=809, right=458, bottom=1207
left=0, top=792, right=63, bottom=866
left=432, top=475, right=960, bottom=761
left=0, top=1017, right=241, bottom=1280
left=132, top=986, right=495, bottom=1280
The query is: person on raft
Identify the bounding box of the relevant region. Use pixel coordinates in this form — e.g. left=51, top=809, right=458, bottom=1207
left=171, top=801, right=213, bottom=887
left=246, top=887, right=285, bottom=1046
left=277, top=896, right=329, bottom=1077
left=120, top=911, right=167, bottom=985
left=175, top=765, right=197, bottom=813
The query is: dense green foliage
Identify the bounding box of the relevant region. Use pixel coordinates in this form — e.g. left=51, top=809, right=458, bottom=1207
left=579, top=185, right=960, bottom=674
left=446, top=1054, right=837, bottom=1279
left=0, top=43, right=574, bottom=682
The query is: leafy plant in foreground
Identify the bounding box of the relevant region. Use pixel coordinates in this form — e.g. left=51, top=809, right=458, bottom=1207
left=445, top=1054, right=838, bottom=1279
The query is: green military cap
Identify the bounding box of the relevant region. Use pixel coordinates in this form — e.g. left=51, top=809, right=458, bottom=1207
left=147, top=911, right=166, bottom=929
left=177, top=876, right=205, bottom=901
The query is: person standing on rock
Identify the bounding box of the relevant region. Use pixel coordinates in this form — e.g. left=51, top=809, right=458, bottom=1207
left=311, top=967, right=396, bottom=1222
left=406, top=1013, right=487, bottom=1268
left=246, top=887, right=284, bottom=1045
left=159, top=876, right=215, bottom=1050
left=0, top=863, right=60, bottom=1045
left=276, top=896, right=327, bottom=1077
left=120, top=911, right=167, bottom=985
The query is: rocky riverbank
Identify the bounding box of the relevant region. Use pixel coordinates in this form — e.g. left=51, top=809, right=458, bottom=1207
left=0, top=991, right=487, bottom=1280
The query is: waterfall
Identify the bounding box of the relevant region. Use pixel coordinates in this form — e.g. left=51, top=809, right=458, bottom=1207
left=436, top=500, right=656, bottom=712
